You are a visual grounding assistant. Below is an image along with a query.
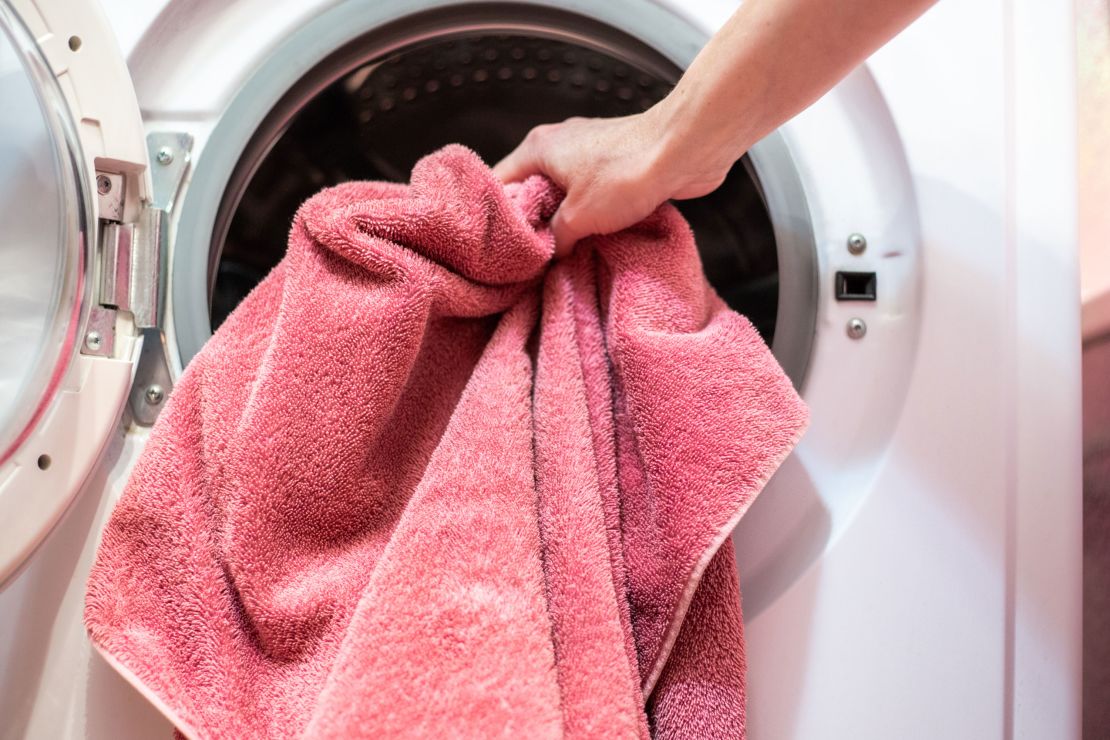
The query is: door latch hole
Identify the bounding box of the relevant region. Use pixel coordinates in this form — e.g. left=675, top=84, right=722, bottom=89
left=835, top=271, right=877, bottom=301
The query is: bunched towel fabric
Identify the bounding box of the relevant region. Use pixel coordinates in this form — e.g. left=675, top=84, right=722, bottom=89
left=84, top=146, right=807, bottom=739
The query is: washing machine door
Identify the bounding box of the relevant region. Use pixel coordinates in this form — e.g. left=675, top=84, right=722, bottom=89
left=0, top=0, right=156, bottom=584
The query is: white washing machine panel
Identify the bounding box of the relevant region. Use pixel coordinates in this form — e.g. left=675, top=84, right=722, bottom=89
left=0, top=0, right=1081, bottom=738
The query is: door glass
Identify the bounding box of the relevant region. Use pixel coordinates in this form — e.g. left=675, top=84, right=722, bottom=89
left=0, top=8, right=87, bottom=462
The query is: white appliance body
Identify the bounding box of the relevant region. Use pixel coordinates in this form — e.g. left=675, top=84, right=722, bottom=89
left=0, top=0, right=1081, bottom=738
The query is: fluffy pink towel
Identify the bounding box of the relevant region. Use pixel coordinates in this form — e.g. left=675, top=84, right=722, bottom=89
left=85, top=145, right=807, bottom=738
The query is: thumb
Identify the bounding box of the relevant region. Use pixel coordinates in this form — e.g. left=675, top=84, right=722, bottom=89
left=550, top=203, right=584, bottom=259
left=492, top=142, right=540, bottom=184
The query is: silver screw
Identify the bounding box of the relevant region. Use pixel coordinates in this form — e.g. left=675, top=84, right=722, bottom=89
left=96, top=175, right=112, bottom=195
left=145, top=385, right=165, bottom=405
left=846, top=317, right=867, bottom=339
left=84, top=330, right=103, bottom=351
left=156, top=147, right=174, bottom=165
left=847, top=233, right=867, bottom=255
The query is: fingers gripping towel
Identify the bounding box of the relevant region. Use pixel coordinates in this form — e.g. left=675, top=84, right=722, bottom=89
left=84, top=146, right=807, bottom=739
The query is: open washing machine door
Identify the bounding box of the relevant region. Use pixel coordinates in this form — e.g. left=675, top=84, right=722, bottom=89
left=0, top=0, right=167, bottom=585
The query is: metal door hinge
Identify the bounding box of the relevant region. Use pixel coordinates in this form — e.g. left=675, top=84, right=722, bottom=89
left=126, top=132, right=195, bottom=425
left=87, top=204, right=164, bottom=333
left=84, top=132, right=195, bottom=425
left=128, top=328, right=175, bottom=426
left=99, top=220, right=133, bottom=310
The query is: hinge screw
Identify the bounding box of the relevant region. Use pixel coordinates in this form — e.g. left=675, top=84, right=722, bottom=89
left=145, top=385, right=165, bottom=406
left=156, top=147, right=174, bottom=165
left=847, top=233, right=867, bottom=255
left=84, top=331, right=103, bottom=351
left=96, top=175, right=112, bottom=195
left=846, top=318, right=867, bottom=339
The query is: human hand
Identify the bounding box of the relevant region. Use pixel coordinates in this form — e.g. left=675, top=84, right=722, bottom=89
left=492, top=107, right=736, bottom=256
left=493, top=0, right=937, bottom=257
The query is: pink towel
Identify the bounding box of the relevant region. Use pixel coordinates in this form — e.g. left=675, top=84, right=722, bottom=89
left=85, top=145, right=807, bottom=738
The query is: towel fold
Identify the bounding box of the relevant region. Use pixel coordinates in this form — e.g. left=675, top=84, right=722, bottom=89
left=84, top=145, right=807, bottom=738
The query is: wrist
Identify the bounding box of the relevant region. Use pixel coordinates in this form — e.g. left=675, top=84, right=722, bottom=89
left=645, top=92, right=696, bottom=163
left=643, top=92, right=750, bottom=198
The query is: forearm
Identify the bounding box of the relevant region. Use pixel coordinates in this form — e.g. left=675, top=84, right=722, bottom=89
left=653, top=0, right=937, bottom=173
left=494, top=0, right=937, bottom=247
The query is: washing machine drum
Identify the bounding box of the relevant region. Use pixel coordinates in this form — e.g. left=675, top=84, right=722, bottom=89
left=210, top=34, right=781, bottom=346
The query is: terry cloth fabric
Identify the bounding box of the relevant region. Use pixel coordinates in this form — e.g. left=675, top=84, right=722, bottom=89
left=84, top=145, right=807, bottom=739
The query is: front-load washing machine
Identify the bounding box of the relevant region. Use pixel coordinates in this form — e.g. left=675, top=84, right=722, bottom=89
left=0, top=0, right=1082, bottom=737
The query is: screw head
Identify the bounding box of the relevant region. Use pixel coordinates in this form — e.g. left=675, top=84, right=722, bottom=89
left=95, top=175, right=112, bottom=195
left=156, top=147, right=174, bottom=165
left=847, top=233, right=867, bottom=255
left=846, top=317, right=867, bottom=339
left=84, top=330, right=102, bottom=351
left=145, top=385, right=165, bottom=405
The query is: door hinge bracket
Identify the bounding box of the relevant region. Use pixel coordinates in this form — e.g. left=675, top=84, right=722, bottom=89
left=125, top=132, right=195, bottom=425
left=86, top=132, right=195, bottom=425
